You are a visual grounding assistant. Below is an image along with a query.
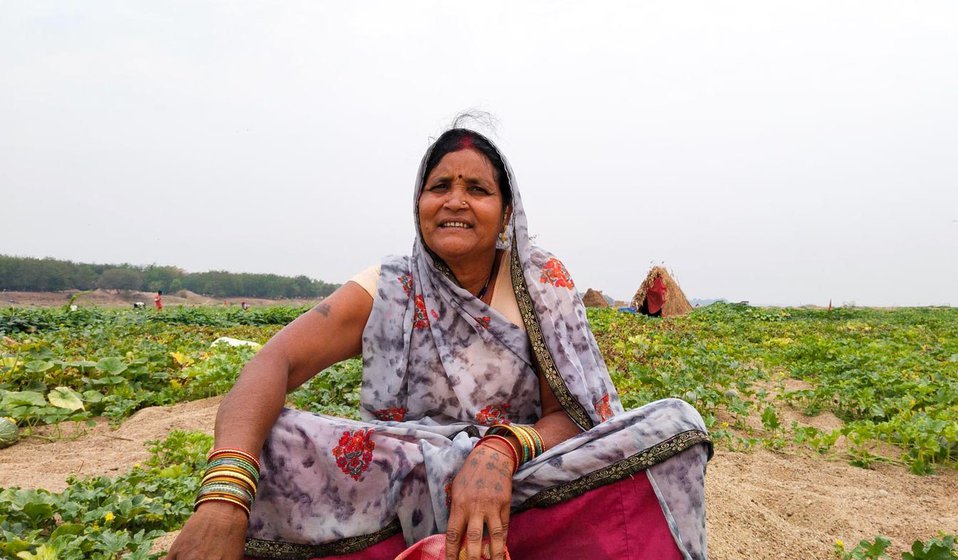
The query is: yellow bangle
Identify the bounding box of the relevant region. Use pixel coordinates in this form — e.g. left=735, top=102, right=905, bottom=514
left=201, top=468, right=257, bottom=492
left=517, top=425, right=544, bottom=458
left=201, top=473, right=257, bottom=495
left=487, top=424, right=534, bottom=464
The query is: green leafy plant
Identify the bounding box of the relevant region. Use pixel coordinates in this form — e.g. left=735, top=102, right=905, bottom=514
left=835, top=536, right=892, bottom=560
left=902, top=534, right=958, bottom=560
left=834, top=534, right=958, bottom=560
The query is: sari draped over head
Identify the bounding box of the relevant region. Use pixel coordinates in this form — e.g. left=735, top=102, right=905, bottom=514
left=244, top=132, right=712, bottom=560
left=360, top=136, right=622, bottom=433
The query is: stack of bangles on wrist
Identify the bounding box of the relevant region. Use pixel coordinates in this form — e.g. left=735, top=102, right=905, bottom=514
left=477, top=424, right=544, bottom=474
left=194, top=448, right=261, bottom=517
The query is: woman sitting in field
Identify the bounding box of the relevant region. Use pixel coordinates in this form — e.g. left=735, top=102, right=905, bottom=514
left=165, top=126, right=712, bottom=560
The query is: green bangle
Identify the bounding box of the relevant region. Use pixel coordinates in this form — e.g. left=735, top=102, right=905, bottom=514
left=518, top=425, right=544, bottom=458
left=206, top=457, right=260, bottom=481
left=487, top=424, right=533, bottom=464
left=198, top=482, right=254, bottom=504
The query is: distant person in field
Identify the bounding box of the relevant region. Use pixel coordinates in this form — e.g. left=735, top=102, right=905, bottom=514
left=241, top=301, right=249, bottom=311
left=640, top=272, right=667, bottom=317
left=154, top=291, right=163, bottom=311
left=166, top=124, right=711, bottom=560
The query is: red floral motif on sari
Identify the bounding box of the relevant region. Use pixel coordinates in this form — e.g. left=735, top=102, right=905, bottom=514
left=540, top=258, right=575, bottom=289
left=373, top=406, right=407, bottom=422
left=444, top=481, right=453, bottom=509
left=413, top=295, right=429, bottom=330
left=430, top=309, right=439, bottom=320
left=475, top=404, right=511, bottom=426
left=476, top=316, right=491, bottom=329
left=332, top=428, right=376, bottom=481
left=595, top=394, right=614, bottom=422
left=398, top=274, right=414, bottom=297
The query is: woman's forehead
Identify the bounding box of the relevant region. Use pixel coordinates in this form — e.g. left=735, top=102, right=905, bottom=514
left=426, top=149, right=497, bottom=183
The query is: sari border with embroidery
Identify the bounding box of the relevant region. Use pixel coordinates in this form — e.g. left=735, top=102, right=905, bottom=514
left=515, top=429, right=712, bottom=512
left=245, top=519, right=401, bottom=560
left=509, top=241, right=594, bottom=431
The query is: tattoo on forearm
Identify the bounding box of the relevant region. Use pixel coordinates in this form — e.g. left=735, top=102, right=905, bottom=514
left=314, top=303, right=331, bottom=317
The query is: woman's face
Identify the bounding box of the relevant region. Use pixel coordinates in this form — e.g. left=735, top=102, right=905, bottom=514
left=418, top=149, right=507, bottom=264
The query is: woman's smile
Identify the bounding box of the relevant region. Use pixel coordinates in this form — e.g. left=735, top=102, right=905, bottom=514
left=439, top=221, right=471, bottom=229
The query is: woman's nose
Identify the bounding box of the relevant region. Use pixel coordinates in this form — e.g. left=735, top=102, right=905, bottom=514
left=443, top=189, right=467, bottom=209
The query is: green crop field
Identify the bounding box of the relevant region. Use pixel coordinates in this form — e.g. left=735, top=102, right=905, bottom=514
left=1, top=304, right=956, bottom=559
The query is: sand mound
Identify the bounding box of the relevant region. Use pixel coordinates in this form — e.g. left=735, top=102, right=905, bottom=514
left=582, top=288, right=609, bottom=308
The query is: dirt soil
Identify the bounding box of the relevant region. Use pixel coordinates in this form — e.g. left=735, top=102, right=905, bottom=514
left=1, top=399, right=956, bottom=559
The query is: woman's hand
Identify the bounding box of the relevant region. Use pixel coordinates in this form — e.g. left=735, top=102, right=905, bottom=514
left=163, top=502, right=248, bottom=560
left=445, top=443, right=514, bottom=560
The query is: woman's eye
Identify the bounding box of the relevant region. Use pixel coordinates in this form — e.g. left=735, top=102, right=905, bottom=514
left=468, top=185, right=489, bottom=194
left=429, top=184, right=449, bottom=192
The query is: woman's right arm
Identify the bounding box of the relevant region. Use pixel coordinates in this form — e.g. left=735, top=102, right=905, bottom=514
left=164, top=281, right=374, bottom=560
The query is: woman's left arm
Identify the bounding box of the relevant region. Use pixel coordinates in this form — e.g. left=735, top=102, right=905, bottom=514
left=445, top=376, right=581, bottom=560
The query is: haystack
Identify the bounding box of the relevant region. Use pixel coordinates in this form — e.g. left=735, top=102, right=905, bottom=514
left=582, top=288, right=609, bottom=308
left=630, top=266, right=693, bottom=317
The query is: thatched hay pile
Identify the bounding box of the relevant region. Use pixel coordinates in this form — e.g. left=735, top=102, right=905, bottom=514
left=582, top=288, right=609, bottom=308
left=631, top=266, right=693, bottom=317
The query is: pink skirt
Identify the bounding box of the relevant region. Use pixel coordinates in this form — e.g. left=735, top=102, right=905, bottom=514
left=248, top=471, right=682, bottom=560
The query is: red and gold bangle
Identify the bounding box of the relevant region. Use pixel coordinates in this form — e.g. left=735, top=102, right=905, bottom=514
left=207, top=447, right=261, bottom=471
left=486, top=424, right=547, bottom=465
left=195, top=495, right=251, bottom=517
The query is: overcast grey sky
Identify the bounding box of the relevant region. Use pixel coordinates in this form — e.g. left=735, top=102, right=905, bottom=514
left=2, top=1, right=956, bottom=306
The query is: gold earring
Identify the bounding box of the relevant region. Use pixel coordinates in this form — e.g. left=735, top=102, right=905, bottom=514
left=499, top=230, right=508, bottom=243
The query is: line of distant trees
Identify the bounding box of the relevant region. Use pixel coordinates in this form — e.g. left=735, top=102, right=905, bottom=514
left=0, top=255, right=339, bottom=299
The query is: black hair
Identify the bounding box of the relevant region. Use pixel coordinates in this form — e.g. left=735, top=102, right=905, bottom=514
left=421, top=128, right=513, bottom=209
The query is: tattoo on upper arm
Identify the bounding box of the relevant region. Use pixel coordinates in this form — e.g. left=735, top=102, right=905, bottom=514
left=314, top=303, right=331, bottom=317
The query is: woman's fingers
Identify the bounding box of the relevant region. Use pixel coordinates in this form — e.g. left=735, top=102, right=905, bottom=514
left=446, top=505, right=508, bottom=560
left=446, top=445, right=514, bottom=559
left=445, top=507, right=466, bottom=560
left=462, top=514, right=485, bottom=560
left=489, top=501, right=511, bottom=559
left=486, top=514, right=508, bottom=560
